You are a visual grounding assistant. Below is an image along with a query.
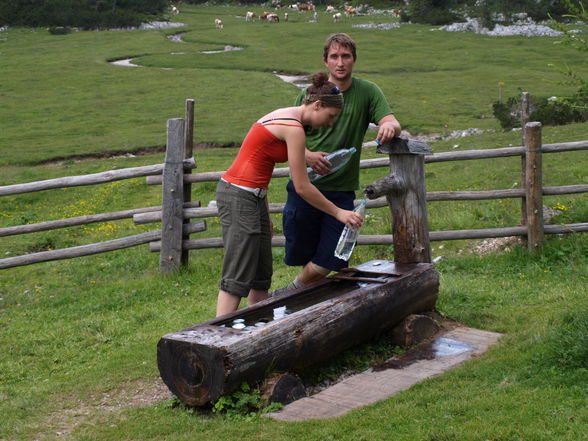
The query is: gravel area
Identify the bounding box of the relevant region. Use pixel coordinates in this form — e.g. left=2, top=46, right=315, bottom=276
left=439, top=17, right=564, bottom=37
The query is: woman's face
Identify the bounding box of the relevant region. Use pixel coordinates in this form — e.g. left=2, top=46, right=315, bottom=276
left=311, top=103, right=341, bottom=128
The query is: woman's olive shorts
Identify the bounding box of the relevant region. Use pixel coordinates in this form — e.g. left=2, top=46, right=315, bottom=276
left=216, top=180, right=272, bottom=297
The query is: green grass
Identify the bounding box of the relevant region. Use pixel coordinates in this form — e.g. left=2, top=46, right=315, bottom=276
left=1, top=4, right=588, bottom=165
left=1, top=3, right=588, bottom=441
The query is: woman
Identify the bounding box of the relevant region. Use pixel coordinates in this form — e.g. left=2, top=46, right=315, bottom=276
left=215, top=71, right=363, bottom=316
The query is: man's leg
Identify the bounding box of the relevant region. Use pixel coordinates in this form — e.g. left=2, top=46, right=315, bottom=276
left=298, top=261, right=331, bottom=285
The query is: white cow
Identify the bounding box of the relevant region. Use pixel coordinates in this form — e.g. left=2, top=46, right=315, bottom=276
left=214, top=18, right=224, bottom=28
left=333, top=12, right=341, bottom=22
left=171, top=5, right=179, bottom=15
left=246, top=11, right=257, bottom=21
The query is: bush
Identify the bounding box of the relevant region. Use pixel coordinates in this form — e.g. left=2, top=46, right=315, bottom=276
left=401, top=0, right=464, bottom=25
left=492, top=98, right=520, bottom=129
left=47, top=26, right=71, bottom=35
left=492, top=94, right=588, bottom=129
left=465, top=0, right=588, bottom=26
left=531, top=97, right=587, bottom=126
left=0, top=0, right=167, bottom=29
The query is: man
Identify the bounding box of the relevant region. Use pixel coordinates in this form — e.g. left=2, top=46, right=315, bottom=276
left=277, top=33, right=402, bottom=293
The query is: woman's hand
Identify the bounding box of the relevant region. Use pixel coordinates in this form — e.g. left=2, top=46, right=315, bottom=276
left=335, top=209, right=363, bottom=231
left=305, top=150, right=332, bottom=176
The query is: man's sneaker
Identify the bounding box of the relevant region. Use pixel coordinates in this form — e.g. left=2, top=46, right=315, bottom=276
left=268, top=283, right=294, bottom=298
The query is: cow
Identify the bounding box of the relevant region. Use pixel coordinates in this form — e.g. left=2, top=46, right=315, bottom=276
left=171, top=5, right=179, bottom=15
left=214, top=18, right=224, bottom=28
left=326, top=5, right=336, bottom=12
left=245, top=11, right=257, bottom=21
left=344, top=6, right=357, bottom=17
left=333, top=12, right=341, bottom=22
left=267, top=13, right=280, bottom=22
left=298, top=3, right=315, bottom=12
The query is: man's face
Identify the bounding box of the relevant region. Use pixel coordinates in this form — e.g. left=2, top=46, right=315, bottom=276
left=324, top=43, right=355, bottom=82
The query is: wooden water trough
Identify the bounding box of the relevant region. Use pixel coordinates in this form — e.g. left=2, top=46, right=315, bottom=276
left=157, top=259, right=439, bottom=406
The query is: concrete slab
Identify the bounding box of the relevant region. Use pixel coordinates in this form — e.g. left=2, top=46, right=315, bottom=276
left=265, top=326, right=502, bottom=422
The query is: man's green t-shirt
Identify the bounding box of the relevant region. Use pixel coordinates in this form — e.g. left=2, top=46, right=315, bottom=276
left=295, top=77, right=393, bottom=191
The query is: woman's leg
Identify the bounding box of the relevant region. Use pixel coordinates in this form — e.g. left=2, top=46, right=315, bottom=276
left=216, top=289, right=241, bottom=317
left=247, top=289, right=268, bottom=306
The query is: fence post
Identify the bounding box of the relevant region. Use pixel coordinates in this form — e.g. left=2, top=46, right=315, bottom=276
left=160, top=118, right=186, bottom=274
left=524, top=122, right=544, bottom=252
left=520, top=92, right=530, bottom=232
left=182, top=99, right=195, bottom=265
left=370, top=138, right=432, bottom=264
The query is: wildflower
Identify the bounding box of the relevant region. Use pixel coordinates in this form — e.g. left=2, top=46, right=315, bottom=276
left=553, top=203, right=568, bottom=211
left=498, top=81, right=505, bottom=102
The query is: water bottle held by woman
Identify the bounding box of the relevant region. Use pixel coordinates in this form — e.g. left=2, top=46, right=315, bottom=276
left=334, top=199, right=366, bottom=261
left=307, top=147, right=357, bottom=182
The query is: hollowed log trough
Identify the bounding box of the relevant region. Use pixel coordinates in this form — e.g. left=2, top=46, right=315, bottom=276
left=157, top=260, right=439, bottom=406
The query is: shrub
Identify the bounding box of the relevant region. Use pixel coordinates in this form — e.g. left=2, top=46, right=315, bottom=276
left=401, top=0, right=464, bottom=25
left=531, top=97, right=587, bottom=126
left=492, top=94, right=588, bottom=129
left=492, top=98, right=520, bottom=129
left=211, top=382, right=282, bottom=420
left=47, top=26, right=71, bottom=35
left=0, top=0, right=167, bottom=29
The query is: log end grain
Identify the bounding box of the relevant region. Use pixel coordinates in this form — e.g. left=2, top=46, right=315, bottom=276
left=157, top=335, right=227, bottom=406
left=391, top=313, right=440, bottom=348
left=261, top=373, right=306, bottom=405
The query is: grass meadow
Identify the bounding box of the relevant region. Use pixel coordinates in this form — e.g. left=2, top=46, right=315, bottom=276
left=1, top=3, right=587, bottom=440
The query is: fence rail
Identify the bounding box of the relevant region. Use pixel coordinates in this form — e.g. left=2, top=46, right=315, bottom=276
left=1, top=99, right=587, bottom=271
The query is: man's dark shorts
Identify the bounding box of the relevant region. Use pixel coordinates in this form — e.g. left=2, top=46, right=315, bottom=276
left=282, top=180, right=355, bottom=271
left=216, top=180, right=272, bottom=297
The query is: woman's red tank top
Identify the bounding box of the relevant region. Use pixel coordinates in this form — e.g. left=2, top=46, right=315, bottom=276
left=222, top=120, right=301, bottom=189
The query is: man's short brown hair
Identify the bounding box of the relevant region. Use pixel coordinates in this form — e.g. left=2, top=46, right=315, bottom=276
left=323, top=33, right=357, bottom=61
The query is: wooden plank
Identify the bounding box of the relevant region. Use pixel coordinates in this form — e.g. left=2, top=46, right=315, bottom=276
left=520, top=92, right=530, bottom=230
left=0, top=230, right=161, bottom=269
left=139, top=141, right=587, bottom=186
left=524, top=122, right=544, bottom=251
left=0, top=202, right=200, bottom=237
left=0, top=159, right=195, bottom=196
left=149, top=222, right=588, bottom=251
left=182, top=99, right=195, bottom=266
left=266, top=326, right=503, bottom=421
left=160, top=118, right=186, bottom=274
left=135, top=183, right=588, bottom=225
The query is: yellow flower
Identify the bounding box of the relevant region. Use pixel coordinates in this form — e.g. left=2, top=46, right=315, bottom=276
left=498, top=81, right=505, bottom=87
left=553, top=203, right=568, bottom=211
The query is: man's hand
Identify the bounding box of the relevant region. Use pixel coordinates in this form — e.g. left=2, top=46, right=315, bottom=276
left=305, top=150, right=332, bottom=176
left=375, top=115, right=402, bottom=145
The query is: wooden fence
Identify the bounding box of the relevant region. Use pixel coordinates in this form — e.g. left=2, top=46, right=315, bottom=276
left=1, top=98, right=587, bottom=271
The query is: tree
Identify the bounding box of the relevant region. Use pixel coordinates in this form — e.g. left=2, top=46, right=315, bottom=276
left=0, top=0, right=168, bottom=29
left=550, top=0, right=588, bottom=110
left=402, top=0, right=466, bottom=25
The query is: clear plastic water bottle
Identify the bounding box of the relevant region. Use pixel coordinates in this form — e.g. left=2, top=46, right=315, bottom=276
left=307, top=147, right=357, bottom=182
left=334, top=199, right=366, bottom=261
